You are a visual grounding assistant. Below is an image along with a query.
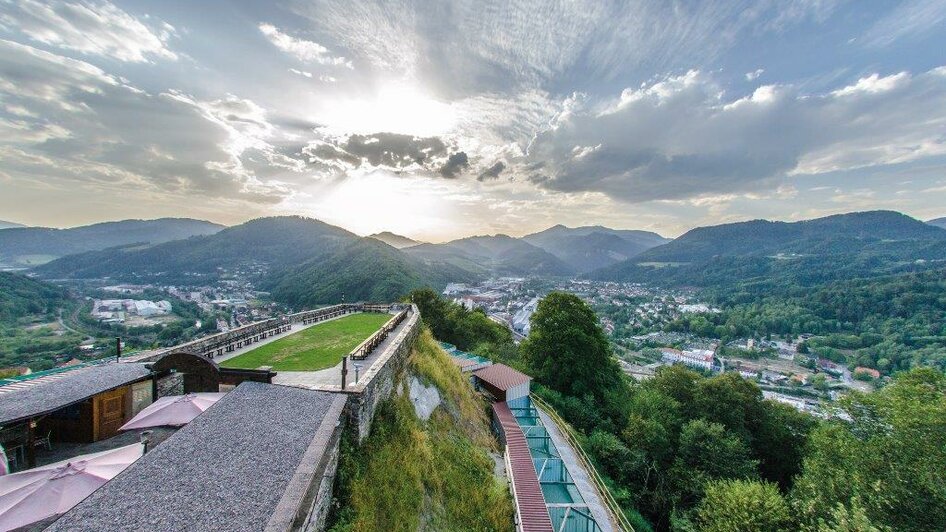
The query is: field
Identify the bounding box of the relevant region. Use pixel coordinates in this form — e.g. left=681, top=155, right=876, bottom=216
left=219, top=312, right=391, bottom=371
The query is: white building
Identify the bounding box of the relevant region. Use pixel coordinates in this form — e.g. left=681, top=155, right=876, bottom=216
left=660, top=348, right=714, bottom=370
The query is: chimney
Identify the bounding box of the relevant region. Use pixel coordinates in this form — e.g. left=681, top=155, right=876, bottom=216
left=116, top=336, right=121, bottom=362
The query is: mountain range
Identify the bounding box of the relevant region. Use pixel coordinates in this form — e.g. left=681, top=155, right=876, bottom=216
left=0, top=220, right=25, bottom=230
left=930, top=217, right=946, bottom=230
left=0, top=218, right=223, bottom=268
left=591, top=211, right=946, bottom=291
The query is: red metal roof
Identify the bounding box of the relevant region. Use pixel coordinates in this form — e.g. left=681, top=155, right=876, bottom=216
left=474, top=363, right=530, bottom=391
left=493, top=401, right=553, bottom=532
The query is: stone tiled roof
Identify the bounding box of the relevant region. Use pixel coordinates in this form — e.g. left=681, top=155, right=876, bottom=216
left=0, top=362, right=151, bottom=425
left=47, top=382, right=348, bottom=532
left=473, top=363, right=531, bottom=391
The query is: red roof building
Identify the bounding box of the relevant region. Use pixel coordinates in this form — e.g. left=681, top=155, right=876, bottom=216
left=473, top=363, right=531, bottom=401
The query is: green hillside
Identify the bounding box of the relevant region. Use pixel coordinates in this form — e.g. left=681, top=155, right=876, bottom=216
left=328, top=328, right=514, bottom=531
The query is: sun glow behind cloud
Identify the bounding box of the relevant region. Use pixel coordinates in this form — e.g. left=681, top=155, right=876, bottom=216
left=289, top=170, right=460, bottom=239
left=314, top=81, right=457, bottom=137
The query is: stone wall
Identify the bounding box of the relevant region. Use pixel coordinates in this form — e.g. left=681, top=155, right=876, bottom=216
left=155, top=373, right=183, bottom=397
left=343, top=306, right=421, bottom=442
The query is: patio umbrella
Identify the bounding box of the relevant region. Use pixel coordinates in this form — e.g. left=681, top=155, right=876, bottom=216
left=120, top=392, right=226, bottom=430
left=0, top=443, right=143, bottom=531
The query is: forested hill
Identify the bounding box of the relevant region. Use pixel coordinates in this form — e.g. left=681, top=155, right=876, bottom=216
left=266, top=238, right=475, bottom=306
left=34, top=216, right=358, bottom=281
left=590, top=211, right=946, bottom=289
left=0, top=272, right=70, bottom=324
left=33, top=216, right=472, bottom=305
left=0, top=218, right=223, bottom=268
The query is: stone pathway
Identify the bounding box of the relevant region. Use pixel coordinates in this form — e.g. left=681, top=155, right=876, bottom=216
left=536, top=407, right=617, bottom=532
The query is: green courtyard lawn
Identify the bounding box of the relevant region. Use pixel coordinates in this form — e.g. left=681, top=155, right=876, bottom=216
left=219, top=312, right=392, bottom=371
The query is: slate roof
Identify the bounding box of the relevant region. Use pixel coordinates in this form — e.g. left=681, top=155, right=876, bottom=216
left=0, top=362, right=152, bottom=425
left=473, top=363, right=531, bottom=391
left=493, top=401, right=553, bottom=532
left=47, top=382, right=348, bottom=532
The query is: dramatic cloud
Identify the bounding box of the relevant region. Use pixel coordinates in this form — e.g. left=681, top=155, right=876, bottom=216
left=259, top=23, right=351, bottom=68
left=522, top=67, right=946, bottom=202
left=478, top=161, right=505, bottom=181
left=439, top=152, right=469, bottom=178
left=0, top=39, right=293, bottom=204
left=0, top=0, right=176, bottom=62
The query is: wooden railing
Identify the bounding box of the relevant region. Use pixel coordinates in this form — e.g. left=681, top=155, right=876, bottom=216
left=348, top=308, right=410, bottom=360
left=531, top=395, right=636, bottom=532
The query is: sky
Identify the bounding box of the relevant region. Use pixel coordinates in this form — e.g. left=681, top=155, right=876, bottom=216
left=1, top=0, right=946, bottom=241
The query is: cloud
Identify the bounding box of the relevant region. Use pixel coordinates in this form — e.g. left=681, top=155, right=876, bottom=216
left=258, top=23, right=352, bottom=68
left=0, top=0, right=176, bottom=62
left=304, top=132, right=453, bottom=174
left=0, top=39, right=294, bottom=203
left=745, top=68, right=764, bottom=81
left=439, top=152, right=469, bottom=178
left=290, top=0, right=842, bottom=96
left=520, top=66, right=946, bottom=203
left=861, top=0, right=946, bottom=47
left=478, top=161, right=505, bottom=181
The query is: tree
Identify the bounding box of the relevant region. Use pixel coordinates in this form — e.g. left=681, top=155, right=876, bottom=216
left=693, top=479, right=792, bottom=532
left=790, top=368, right=946, bottom=531
left=522, top=292, right=626, bottom=407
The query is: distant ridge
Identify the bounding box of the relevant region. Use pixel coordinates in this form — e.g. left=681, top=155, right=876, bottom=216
left=929, top=217, right=946, bottom=230
left=405, top=234, right=575, bottom=277
left=0, top=220, right=25, bottom=230
left=590, top=210, right=946, bottom=289
left=0, top=218, right=224, bottom=268
left=522, top=224, right=669, bottom=273
left=368, top=231, right=421, bottom=249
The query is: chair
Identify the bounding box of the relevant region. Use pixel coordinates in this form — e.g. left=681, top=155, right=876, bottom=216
left=34, top=430, right=52, bottom=451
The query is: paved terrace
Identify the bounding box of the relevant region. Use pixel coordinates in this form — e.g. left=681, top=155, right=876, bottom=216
left=274, top=308, right=419, bottom=391
left=47, top=382, right=347, bottom=532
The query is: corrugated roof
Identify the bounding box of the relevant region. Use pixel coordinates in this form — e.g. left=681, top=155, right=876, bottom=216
left=48, top=382, right=347, bottom=532
left=0, top=362, right=151, bottom=425
left=452, top=357, right=477, bottom=368
left=494, top=401, right=553, bottom=532
left=473, top=363, right=530, bottom=391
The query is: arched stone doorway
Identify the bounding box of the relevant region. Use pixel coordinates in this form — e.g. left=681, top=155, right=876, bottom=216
left=151, top=350, right=221, bottom=395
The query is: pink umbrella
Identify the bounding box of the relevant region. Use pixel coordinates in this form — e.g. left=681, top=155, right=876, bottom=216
left=0, top=443, right=143, bottom=531
left=120, top=392, right=226, bottom=430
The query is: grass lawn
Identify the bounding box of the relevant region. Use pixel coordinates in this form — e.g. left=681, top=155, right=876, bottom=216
left=219, top=312, right=392, bottom=371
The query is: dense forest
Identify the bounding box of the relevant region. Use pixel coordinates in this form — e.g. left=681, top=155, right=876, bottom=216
left=0, top=272, right=82, bottom=371
left=411, top=288, right=946, bottom=531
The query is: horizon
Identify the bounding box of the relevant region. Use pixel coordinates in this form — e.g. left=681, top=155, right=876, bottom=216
left=2, top=207, right=944, bottom=244
left=2, top=1, right=946, bottom=240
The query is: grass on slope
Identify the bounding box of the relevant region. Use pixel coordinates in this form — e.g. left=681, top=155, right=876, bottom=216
left=219, top=313, right=391, bottom=371
left=329, top=328, right=514, bottom=532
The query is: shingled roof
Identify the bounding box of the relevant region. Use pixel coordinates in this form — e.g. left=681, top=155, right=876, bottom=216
left=473, top=363, right=531, bottom=391
left=0, top=362, right=151, bottom=425
left=47, top=382, right=348, bottom=532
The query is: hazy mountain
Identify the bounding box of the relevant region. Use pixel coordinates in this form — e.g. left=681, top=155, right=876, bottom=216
left=33, top=216, right=357, bottom=282
left=368, top=231, right=421, bottom=249
left=929, top=217, right=946, bottom=230
left=0, top=220, right=25, bottom=230
left=267, top=238, right=475, bottom=306
left=405, top=234, right=575, bottom=277
left=0, top=218, right=224, bottom=268
left=591, top=211, right=946, bottom=289
left=522, top=224, right=669, bottom=273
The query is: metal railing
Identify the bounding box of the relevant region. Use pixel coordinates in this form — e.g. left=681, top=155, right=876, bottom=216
left=531, top=395, right=636, bottom=532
